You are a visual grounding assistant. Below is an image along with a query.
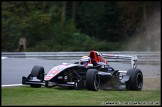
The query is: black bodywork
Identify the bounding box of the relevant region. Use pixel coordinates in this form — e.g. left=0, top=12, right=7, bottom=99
left=22, top=62, right=143, bottom=91
left=22, top=50, right=143, bottom=91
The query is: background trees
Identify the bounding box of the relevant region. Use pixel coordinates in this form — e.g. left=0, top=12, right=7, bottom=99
left=1, top=1, right=160, bottom=51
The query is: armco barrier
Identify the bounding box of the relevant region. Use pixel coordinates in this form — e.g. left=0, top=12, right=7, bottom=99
left=1, top=51, right=160, bottom=62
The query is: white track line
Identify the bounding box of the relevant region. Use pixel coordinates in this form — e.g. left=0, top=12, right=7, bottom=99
left=1, top=84, right=23, bottom=87
left=1, top=57, right=7, bottom=59
left=143, top=76, right=160, bottom=78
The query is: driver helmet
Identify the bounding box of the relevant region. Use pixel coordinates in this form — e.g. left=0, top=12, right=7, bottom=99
left=80, top=56, right=90, bottom=67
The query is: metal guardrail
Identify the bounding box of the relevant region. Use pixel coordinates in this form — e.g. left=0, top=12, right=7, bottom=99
left=2, top=51, right=160, bottom=62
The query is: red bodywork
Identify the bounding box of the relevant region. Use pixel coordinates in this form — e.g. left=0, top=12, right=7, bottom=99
left=88, top=50, right=108, bottom=64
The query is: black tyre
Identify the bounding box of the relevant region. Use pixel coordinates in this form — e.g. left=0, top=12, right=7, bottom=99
left=86, top=69, right=100, bottom=91
left=30, top=84, right=42, bottom=88
left=31, top=65, right=44, bottom=81
left=30, top=65, right=45, bottom=88
left=126, top=69, right=143, bottom=90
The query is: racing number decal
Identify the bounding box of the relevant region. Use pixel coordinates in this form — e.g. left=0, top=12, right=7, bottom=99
left=51, top=64, right=68, bottom=71
left=48, top=64, right=70, bottom=76
left=51, top=70, right=60, bottom=76
left=45, top=64, right=74, bottom=80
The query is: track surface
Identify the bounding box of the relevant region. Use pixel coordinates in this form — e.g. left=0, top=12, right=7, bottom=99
left=2, top=56, right=160, bottom=86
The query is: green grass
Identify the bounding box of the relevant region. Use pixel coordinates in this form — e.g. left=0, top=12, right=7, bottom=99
left=2, top=86, right=160, bottom=106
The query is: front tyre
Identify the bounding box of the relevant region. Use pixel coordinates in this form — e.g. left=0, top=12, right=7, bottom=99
left=30, top=84, right=42, bottom=88
left=30, top=65, right=45, bottom=88
left=31, top=65, right=44, bottom=81
left=86, top=69, right=100, bottom=91
left=126, top=69, right=143, bottom=90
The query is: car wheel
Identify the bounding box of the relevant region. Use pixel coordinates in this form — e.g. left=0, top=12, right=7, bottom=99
left=86, top=69, right=100, bottom=91
left=126, top=68, right=143, bottom=90
left=31, top=65, right=44, bottom=81
left=30, top=84, right=42, bottom=88
left=30, top=65, right=45, bottom=88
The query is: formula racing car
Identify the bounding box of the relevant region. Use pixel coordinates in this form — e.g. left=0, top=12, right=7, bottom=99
left=22, top=50, right=143, bottom=91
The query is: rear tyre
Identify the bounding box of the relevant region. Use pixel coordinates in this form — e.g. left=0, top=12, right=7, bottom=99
left=126, top=69, right=143, bottom=90
left=86, top=69, right=100, bottom=91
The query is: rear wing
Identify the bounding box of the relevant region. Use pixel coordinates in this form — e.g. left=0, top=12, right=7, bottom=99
left=102, top=54, right=137, bottom=69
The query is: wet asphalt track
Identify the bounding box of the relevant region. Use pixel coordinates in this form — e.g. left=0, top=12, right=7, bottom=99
left=2, top=56, right=160, bottom=85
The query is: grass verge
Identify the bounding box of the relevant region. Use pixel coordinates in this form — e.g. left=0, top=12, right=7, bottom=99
left=2, top=86, right=160, bottom=106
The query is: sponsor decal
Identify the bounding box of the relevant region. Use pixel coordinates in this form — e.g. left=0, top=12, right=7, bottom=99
left=44, top=64, right=75, bottom=80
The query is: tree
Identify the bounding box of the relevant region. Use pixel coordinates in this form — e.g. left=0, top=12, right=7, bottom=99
left=61, top=1, right=66, bottom=24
